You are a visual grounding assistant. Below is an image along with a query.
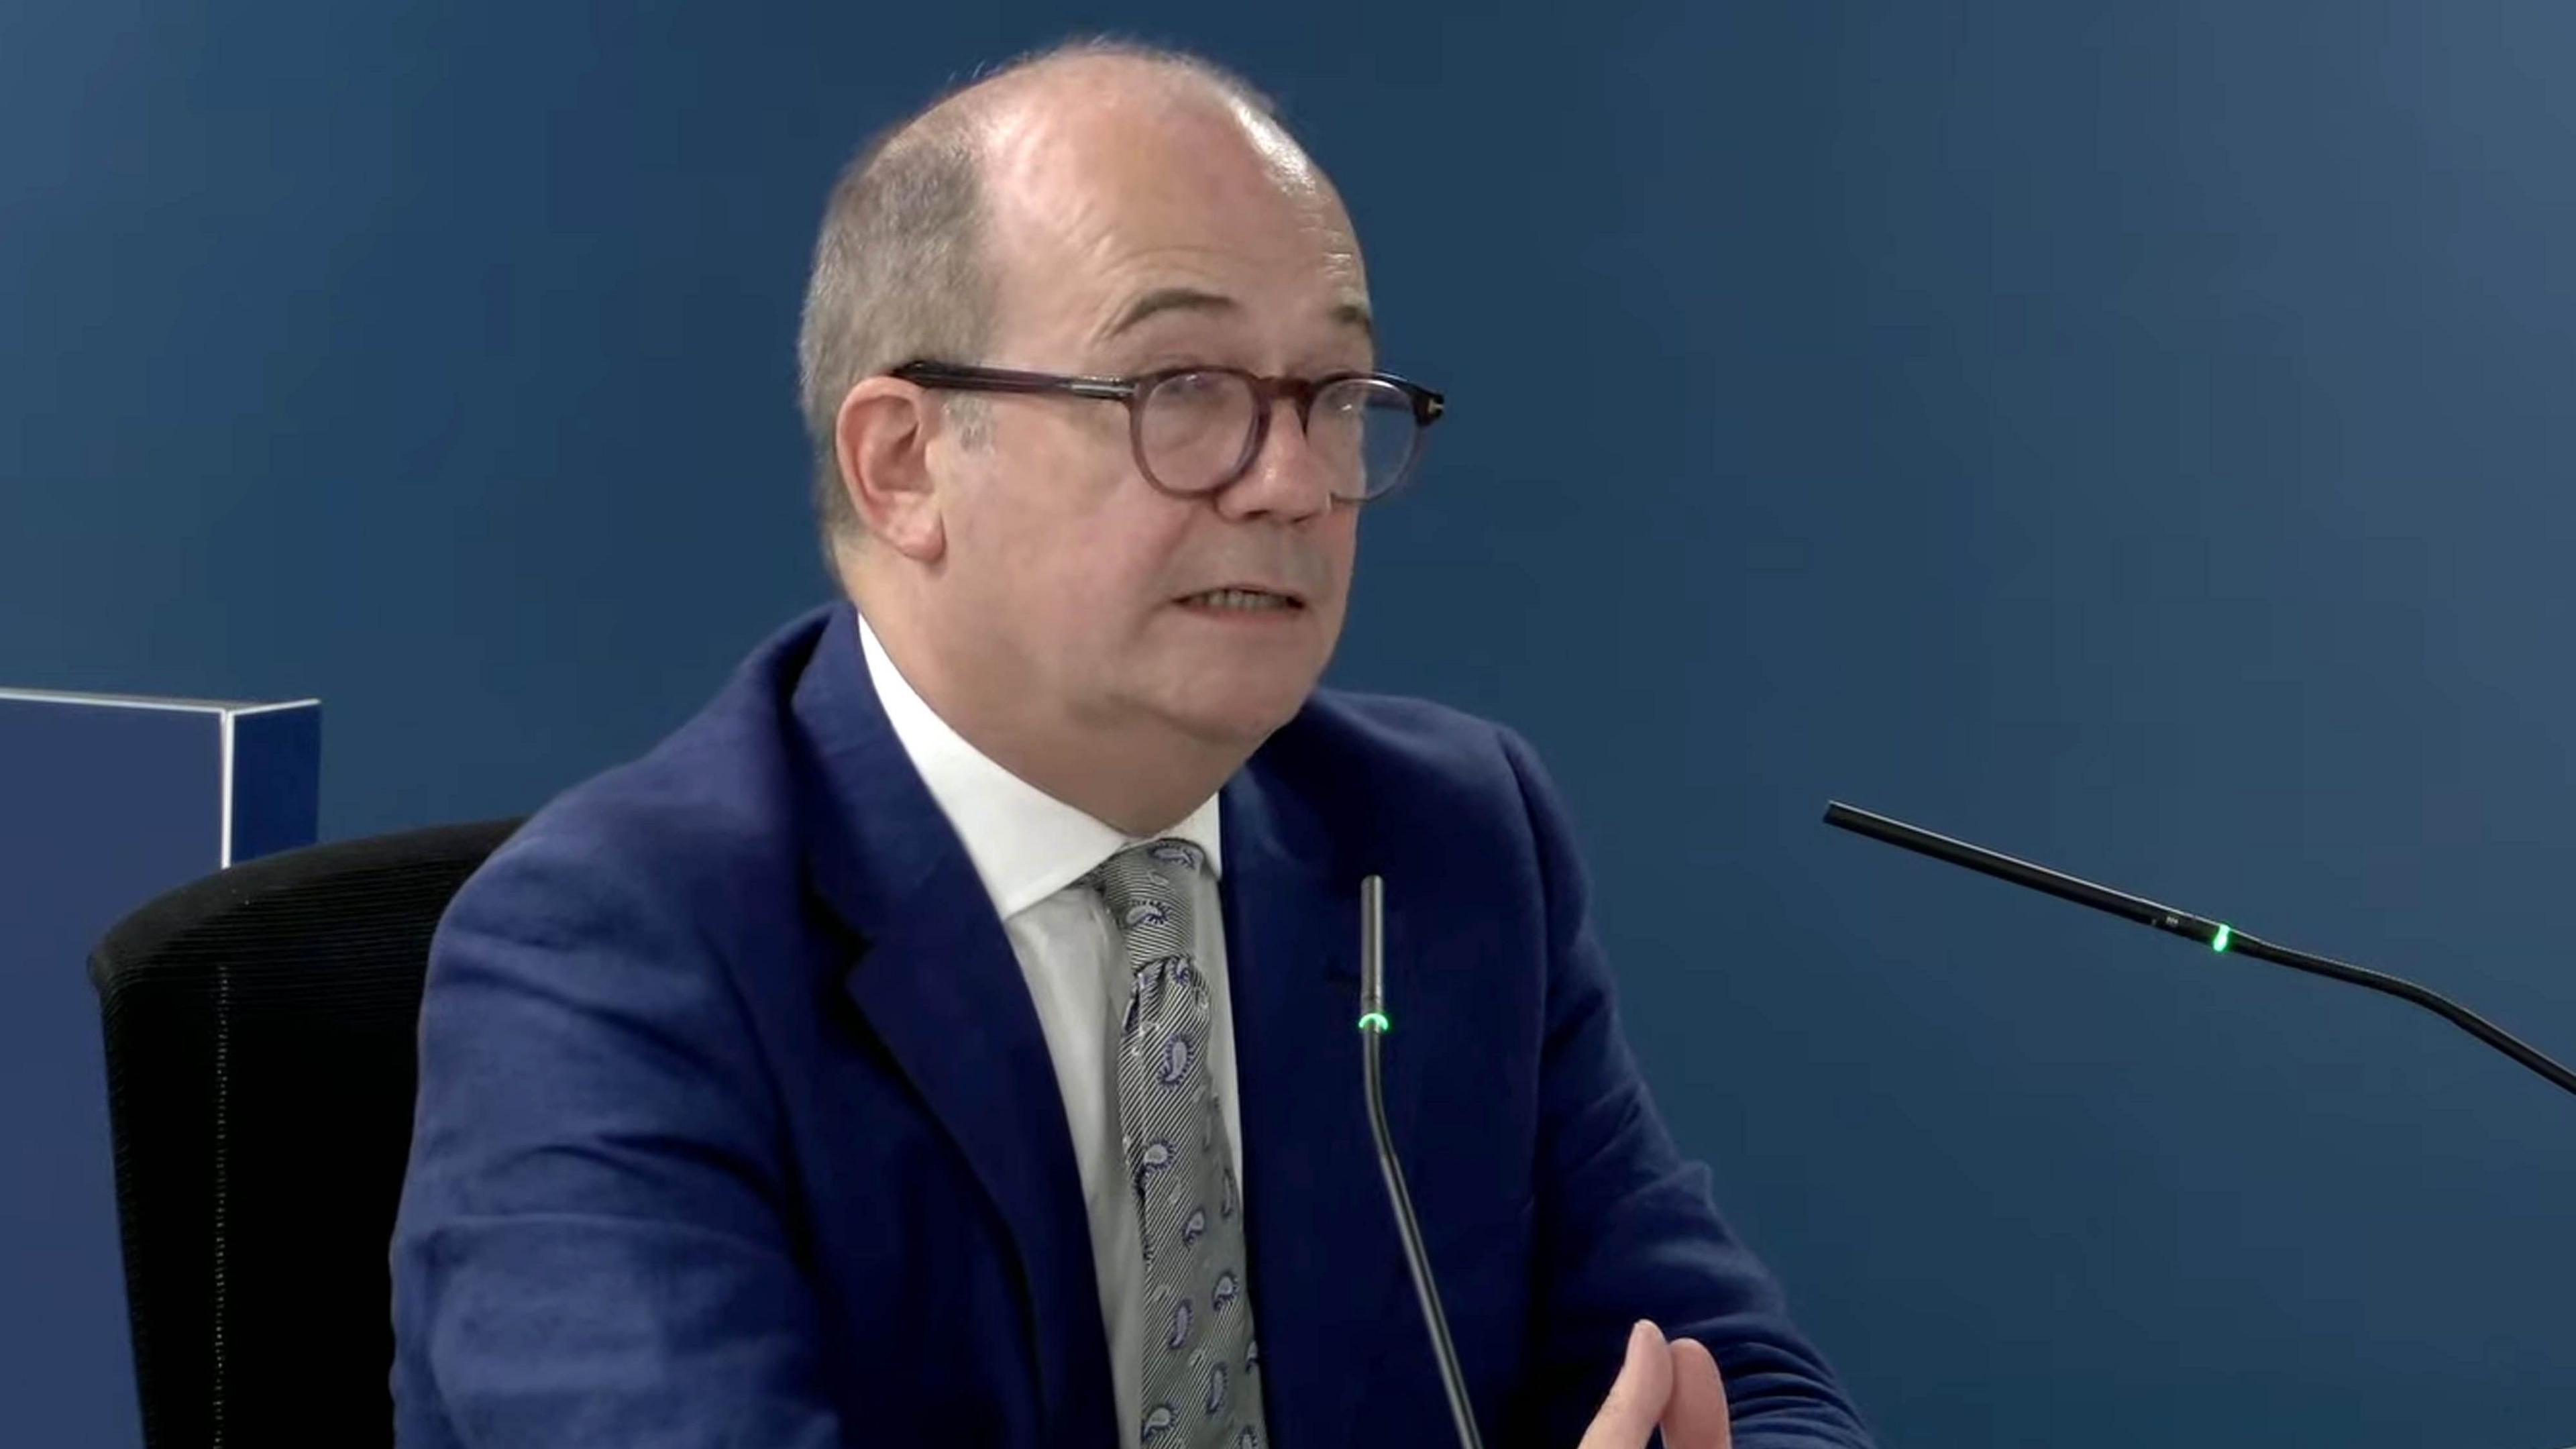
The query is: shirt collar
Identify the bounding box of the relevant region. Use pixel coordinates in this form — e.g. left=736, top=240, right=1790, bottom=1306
left=856, top=610, right=1222, bottom=920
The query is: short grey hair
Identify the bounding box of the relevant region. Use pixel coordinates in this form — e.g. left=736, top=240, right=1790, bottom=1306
left=793, top=38, right=1280, bottom=567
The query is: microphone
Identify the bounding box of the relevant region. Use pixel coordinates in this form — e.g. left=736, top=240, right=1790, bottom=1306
left=1356, top=875, right=1485, bottom=1449
left=1821, top=800, right=2576, bottom=1099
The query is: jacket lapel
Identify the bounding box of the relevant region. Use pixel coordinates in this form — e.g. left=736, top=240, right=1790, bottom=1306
left=788, top=605, right=1115, bottom=1444
left=1221, top=762, right=1415, bottom=1449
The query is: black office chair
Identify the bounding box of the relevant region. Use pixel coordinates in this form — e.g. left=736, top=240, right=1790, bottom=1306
left=87, top=818, right=522, bottom=1449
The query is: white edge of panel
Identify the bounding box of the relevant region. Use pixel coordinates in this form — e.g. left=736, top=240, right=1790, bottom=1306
left=219, top=700, right=319, bottom=868
left=0, top=687, right=320, bottom=715
left=219, top=712, right=235, bottom=869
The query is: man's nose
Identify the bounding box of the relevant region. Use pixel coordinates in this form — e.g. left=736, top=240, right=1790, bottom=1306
left=1212, top=396, right=1335, bottom=523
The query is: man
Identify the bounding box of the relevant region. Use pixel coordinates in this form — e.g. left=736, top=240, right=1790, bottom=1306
left=392, top=40, right=1870, bottom=1449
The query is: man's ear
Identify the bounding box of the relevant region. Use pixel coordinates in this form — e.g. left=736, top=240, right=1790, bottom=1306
left=834, top=376, right=949, bottom=562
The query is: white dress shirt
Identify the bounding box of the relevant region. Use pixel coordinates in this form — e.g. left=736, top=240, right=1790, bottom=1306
left=855, top=613, right=1246, bottom=1438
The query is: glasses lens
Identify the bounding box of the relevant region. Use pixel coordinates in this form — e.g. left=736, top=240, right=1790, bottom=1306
left=1137, top=370, right=1259, bottom=492
left=1310, top=378, right=1421, bottom=500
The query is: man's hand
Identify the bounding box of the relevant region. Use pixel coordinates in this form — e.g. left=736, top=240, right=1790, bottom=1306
left=1576, top=1320, right=1733, bottom=1449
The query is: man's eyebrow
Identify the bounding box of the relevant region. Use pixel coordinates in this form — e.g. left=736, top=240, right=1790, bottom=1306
left=1328, top=299, right=1375, bottom=347
left=1098, top=288, right=1379, bottom=347
left=1104, top=287, right=1240, bottom=339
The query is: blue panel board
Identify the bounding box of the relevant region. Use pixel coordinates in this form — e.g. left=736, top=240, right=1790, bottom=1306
left=0, top=691, right=319, bottom=1448
left=230, top=702, right=322, bottom=865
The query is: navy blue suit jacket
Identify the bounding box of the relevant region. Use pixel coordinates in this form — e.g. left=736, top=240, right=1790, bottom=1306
left=392, top=604, right=1869, bottom=1447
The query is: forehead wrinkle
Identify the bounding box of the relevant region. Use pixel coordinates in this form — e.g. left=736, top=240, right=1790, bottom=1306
left=1072, top=234, right=1363, bottom=340
left=1059, top=244, right=1235, bottom=347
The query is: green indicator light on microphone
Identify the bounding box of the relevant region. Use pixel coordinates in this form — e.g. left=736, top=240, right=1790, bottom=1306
left=2211, top=924, right=2233, bottom=953
left=1357, top=1011, right=1391, bottom=1034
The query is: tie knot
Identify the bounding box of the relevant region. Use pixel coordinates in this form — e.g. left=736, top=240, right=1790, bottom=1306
left=1087, top=837, right=1205, bottom=901
left=1085, top=839, right=1204, bottom=953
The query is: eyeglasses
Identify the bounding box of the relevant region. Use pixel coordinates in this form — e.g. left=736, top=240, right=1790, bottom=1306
left=889, top=360, right=1446, bottom=502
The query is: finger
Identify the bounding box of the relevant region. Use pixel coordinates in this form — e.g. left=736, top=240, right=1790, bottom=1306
left=1576, top=1320, right=1674, bottom=1449
left=1660, top=1337, right=1733, bottom=1449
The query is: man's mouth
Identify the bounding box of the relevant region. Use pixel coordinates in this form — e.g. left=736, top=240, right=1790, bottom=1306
left=1177, top=587, right=1304, bottom=612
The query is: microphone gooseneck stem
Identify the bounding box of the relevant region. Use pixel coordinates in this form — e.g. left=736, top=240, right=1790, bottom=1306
left=1356, top=875, right=1485, bottom=1449
left=1822, top=801, right=2576, bottom=1100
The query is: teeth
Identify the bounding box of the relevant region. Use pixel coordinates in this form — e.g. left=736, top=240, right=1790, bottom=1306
left=1189, top=588, right=1293, bottom=610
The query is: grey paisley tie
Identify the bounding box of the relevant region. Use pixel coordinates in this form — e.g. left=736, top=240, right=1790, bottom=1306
left=1085, top=839, right=1269, bottom=1449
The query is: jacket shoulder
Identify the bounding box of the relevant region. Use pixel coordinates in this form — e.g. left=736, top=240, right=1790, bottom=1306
left=1259, top=686, right=1549, bottom=843
left=444, top=610, right=831, bottom=943
left=1288, top=686, right=1513, bottom=767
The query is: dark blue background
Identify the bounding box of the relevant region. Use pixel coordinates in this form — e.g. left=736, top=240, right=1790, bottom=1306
left=7, top=3, right=2573, bottom=1444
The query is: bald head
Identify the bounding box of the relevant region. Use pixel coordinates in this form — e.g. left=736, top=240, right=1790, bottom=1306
left=796, top=42, right=1362, bottom=565
left=977, top=64, right=1367, bottom=370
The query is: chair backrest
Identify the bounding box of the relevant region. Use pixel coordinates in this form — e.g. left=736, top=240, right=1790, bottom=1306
left=88, top=818, right=522, bottom=1449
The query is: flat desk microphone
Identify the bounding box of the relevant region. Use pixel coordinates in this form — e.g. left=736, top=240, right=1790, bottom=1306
left=1356, top=875, right=1485, bottom=1449
left=1822, top=801, right=2576, bottom=1100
